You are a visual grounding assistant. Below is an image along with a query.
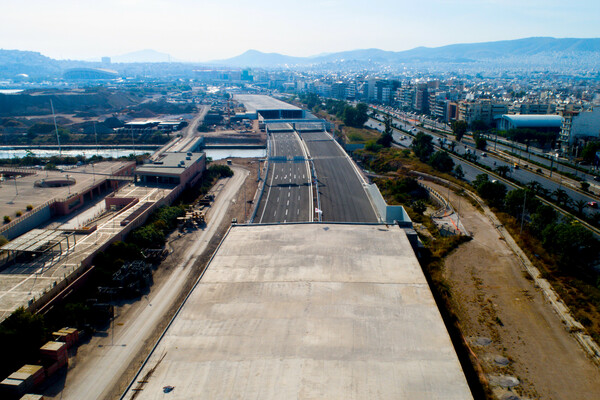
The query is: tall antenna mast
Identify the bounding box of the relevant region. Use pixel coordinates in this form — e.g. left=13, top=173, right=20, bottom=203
left=50, top=99, right=62, bottom=157
left=93, top=120, right=99, bottom=155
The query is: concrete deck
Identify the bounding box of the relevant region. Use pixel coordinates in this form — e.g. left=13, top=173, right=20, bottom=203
left=0, top=161, right=131, bottom=218
left=0, top=182, right=174, bottom=322
left=123, top=223, right=472, bottom=400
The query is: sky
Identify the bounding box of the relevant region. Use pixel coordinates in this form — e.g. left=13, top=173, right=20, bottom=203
left=1, top=0, right=599, bottom=62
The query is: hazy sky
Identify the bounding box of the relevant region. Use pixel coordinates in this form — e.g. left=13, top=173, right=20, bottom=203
left=1, top=0, right=599, bottom=61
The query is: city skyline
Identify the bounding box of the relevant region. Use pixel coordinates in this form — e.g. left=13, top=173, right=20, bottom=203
left=1, top=0, right=599, bottom=62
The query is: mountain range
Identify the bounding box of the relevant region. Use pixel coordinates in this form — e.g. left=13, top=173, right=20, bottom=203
left=0, top=37, right=599, bottom=78
left=212, top=37, right=600, bottom=67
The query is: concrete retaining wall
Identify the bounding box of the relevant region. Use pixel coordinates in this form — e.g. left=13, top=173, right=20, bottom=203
left=0, top=204, right=52, bottom=240
left=365, top=183, right=412, bottom=226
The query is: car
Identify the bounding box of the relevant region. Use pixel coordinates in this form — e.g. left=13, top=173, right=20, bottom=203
left=594, top=176, right=600, bottom=182
left=587, top=201, right=598, bottom=208
left=481, top=153, right=487, bottom=157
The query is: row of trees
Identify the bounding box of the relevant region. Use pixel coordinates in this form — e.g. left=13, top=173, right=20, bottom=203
left=472, top=174, right=599, bottom=273
left=298, top=94, right=369, bottom=128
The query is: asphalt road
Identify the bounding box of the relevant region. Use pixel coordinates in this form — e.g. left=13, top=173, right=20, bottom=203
left=301, top=130, right=378, bottom=223
left=366, top=118, right=600, bottom=217
left=255, top=130, right=313, bottom=223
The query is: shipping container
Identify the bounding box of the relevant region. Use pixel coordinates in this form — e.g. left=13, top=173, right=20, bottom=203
left=20, top=395, right=45, bottom=400
left=0, top=377, right=28, bottom=398
left=40, top=342, right=67, bottom=361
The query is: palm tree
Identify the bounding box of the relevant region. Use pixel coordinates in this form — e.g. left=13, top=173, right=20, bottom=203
left=574, top=199, right=587, bottom=215
left=552, top=189, right=570, bottom=208
left=496, top=165, right=510, bottom=178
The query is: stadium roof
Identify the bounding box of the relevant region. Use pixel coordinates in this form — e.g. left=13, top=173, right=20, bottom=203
left=500, top=114, right=563, bottom=128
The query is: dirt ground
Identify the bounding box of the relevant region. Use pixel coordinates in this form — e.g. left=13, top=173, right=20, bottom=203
left=425, top=181, right=600, bottom=399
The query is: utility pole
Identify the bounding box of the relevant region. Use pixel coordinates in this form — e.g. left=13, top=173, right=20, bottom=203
left=50, top=100, right=62, bottom=157
left=93, top=121, right=99, bottom=156
left=520, top=190, right=527, bottom=235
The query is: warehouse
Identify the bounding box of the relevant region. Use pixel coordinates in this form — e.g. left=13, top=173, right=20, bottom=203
left=235, top=94, right=305, bottom=120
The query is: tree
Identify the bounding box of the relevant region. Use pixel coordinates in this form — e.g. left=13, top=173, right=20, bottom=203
left=411, top=132, right=434, bottom=162
left=473, top=174, right=506, bottom=208
left=377, top=115, right=394, bottom=148
left=552, top=189, right=570, bottom=208
left=473, top=133, right=487, bottom=150
left=451, top=120, right=468, bottom=142
left=355, top=103, right=369, bottom=126
left=453, top=164, right=464, bottom=180
left=470, top=120, right=489, bottom=132
left=477, top=181, right=507, bottom=208
left=495, top=165, right=510, bottom=178
left=581, top=142, right=600, bottom=164
left=529, top=204, right=557, bottom=235
left=504, top=189, right=540, bottom=219
left=473, top=173, right=489, bottom=189
left=573, top=199, right=588, bottom=215
left=541, top=223, right=599, bottom=272
left=429, top=151, right=455, bottom=172
left=412, top=200, right=427, bottom=215
left=580, top=181, right=590, bottom=192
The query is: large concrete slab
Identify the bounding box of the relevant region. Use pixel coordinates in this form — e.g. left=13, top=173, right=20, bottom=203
left=123, top=223, right=472, bottom=400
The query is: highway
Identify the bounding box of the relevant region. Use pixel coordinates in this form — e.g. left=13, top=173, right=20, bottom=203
left=366, top=117, right=600, bottom=217
left=255, top=129, right=313, bottom=223
left=301, top=130, right=379, bottom=223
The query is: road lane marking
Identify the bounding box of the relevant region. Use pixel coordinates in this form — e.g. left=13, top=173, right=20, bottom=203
left=287, top=200, right=289, bottom=206
left=285, top=209, right=288, bottom=216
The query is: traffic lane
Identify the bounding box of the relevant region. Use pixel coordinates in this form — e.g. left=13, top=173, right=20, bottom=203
left=256, top=132, right=312, bottom=223
left=490, top=140, right=595, bottom=182
left=313, top=156, right=378, bottom=223
left=302, top=132, right=378, bottom=222
left=266, top=162, right=311, bottom=223
left=453, top=143, right=597, bottom=215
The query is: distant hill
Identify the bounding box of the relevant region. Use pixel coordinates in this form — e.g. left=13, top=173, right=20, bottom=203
left=212, top=37, right=600, bottom=67
left=210, top=49, right=306, bottom=67
left=111, top=49, right=174, bottom=63
left=0, top=49, right=61, bottom=78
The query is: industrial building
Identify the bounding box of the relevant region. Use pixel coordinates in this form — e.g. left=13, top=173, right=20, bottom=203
left=123, top=224, right=473, bottom=400
left=135, top=152, right=205, bottom=186
left=234, top=94, right=305, bottom=120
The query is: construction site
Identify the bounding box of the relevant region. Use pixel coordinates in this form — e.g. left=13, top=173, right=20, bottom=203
left=0, top=149, right=206, bottom=325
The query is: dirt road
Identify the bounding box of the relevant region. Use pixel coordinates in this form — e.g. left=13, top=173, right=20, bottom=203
left=425, top=181, right=600, bottom=399
left=45, top=166, right=249, bottom=400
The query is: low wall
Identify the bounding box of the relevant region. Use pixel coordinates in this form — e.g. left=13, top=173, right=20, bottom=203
left=0, top=203, right=52, bottom=240
left=364, top=183, right=412, bottom=226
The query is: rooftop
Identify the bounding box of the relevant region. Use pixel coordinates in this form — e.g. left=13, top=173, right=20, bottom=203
left=501, top=114, right=563, bottom=127
left=234, top=94, right=301, bottom=113
left=135, top=152, right=204, bottom=176
left=123, top=223, right=472, bottom=400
